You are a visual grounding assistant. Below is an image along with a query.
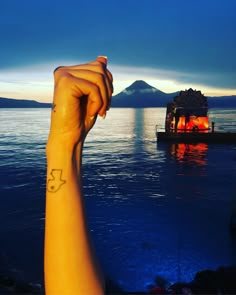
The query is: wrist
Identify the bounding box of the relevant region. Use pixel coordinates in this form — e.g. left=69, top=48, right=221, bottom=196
left=46, top=133, right=83, bottom=156
left=46, top=142, right=74, bottom=159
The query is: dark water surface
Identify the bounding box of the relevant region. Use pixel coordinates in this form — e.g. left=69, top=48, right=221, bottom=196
left=0, top=108, right=236, bottom=292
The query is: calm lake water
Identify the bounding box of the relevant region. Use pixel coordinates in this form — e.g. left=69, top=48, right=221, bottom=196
left=0, top=108, right=236, bottom=292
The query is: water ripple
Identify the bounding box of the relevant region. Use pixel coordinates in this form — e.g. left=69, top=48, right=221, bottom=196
left=0, top=108, right=236, bottom=291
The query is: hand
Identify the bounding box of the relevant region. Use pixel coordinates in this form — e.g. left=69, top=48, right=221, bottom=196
left=47, top=56, right=113, bottom=148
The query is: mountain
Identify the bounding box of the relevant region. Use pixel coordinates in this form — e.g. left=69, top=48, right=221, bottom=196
left=112, top=80, right=236, bottom=108
left=0, top=97, right=51, bottom=108
left=1, top=82, right=236, bottom=108
left=208, top=96, right=236, bottom=108
left=112, top=80, right=177, bottom=107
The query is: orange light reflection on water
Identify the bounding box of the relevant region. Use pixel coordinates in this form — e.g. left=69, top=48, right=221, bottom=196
left=170, top=143, right=208, bottom=166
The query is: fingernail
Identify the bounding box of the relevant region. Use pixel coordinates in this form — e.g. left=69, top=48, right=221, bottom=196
left=97, top=56, right=107, bottom=65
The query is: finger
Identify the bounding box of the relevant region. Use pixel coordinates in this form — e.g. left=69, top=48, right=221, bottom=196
left=96, top=56, right=107, bottom=66
left=95, top=56, right=113, bottom=101
left=54, top=66, right=112, bottom=114
left=92, top=57, right=113, bottom=95
left=106, top=69, right=113, bottom=84
left=62, top=57, right=104, bottom=71
left=64, top=69, right=109, bottom=116
left=95, top=58, right=113, bottom=98
left=63, top=57, right=113, bottom=93
left=64, top=64, right=112, bottom=96
left=60, top=57, right=113, bottom=112
left=69, top=76, right=103, bottom=117
left=95, top=56, right=113, bottom=93
left=105, top=69, right=114, bottom=109
left=104, top=69, right=113, bottom=96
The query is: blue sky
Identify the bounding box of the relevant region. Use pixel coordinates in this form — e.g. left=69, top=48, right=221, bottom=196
left=0, top=0, right=236, bottom=102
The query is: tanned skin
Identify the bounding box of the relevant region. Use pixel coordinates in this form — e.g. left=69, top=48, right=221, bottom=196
left=44, top=56, right=113, bottom=295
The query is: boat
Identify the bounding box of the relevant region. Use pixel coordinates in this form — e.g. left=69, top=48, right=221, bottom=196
left=156, top=88, right=236, bottom=143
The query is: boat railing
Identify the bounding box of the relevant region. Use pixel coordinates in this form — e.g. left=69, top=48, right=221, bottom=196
left=170, top=127, right=211, bottom=133
left=156, top=124, right=212, bottom=134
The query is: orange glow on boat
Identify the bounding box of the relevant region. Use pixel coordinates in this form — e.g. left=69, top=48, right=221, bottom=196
left=171, top=116, right=209, bottom=133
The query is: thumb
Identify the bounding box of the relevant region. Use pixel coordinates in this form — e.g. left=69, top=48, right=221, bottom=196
left=96, top=56, right=107, bottom=66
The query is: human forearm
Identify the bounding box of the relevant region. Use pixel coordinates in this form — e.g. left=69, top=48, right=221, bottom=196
left=44, top=57, right=112, bottom=295
left=45, top=142, right=104, bottom=295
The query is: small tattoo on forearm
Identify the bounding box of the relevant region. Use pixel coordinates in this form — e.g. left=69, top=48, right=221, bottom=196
left=52, top=103, right=56, bottom=113
left=47, top=169, right=66, bottom=193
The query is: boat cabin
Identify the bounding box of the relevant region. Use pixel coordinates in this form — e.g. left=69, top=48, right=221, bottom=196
left=165, top=88, right=209, bottom=133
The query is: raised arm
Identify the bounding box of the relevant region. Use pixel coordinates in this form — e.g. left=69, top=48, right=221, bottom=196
left=44, top=56, right=113, bottom=295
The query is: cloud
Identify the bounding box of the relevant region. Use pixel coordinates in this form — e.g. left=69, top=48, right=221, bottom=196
left=111, top=64, right=236, bottom=91
left=1, top=61, right=236, bottom=102
left=123, top=89, right=135, bottom=95
left=1, top=0, right=236, bottom=93
left=110, top=64, right=236, bottom=96
left=140, top=89, right=158, bottom=94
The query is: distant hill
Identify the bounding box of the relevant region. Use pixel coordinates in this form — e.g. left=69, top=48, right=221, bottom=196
left=208, top=96, right=236, bottom=108
left=1, top=82, right=236, bottom=108
left=112, top=80, right=177, bottom=107
left=0, top=97, right=51, bottom=108
left=112, top=80, right=236, bottom=108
